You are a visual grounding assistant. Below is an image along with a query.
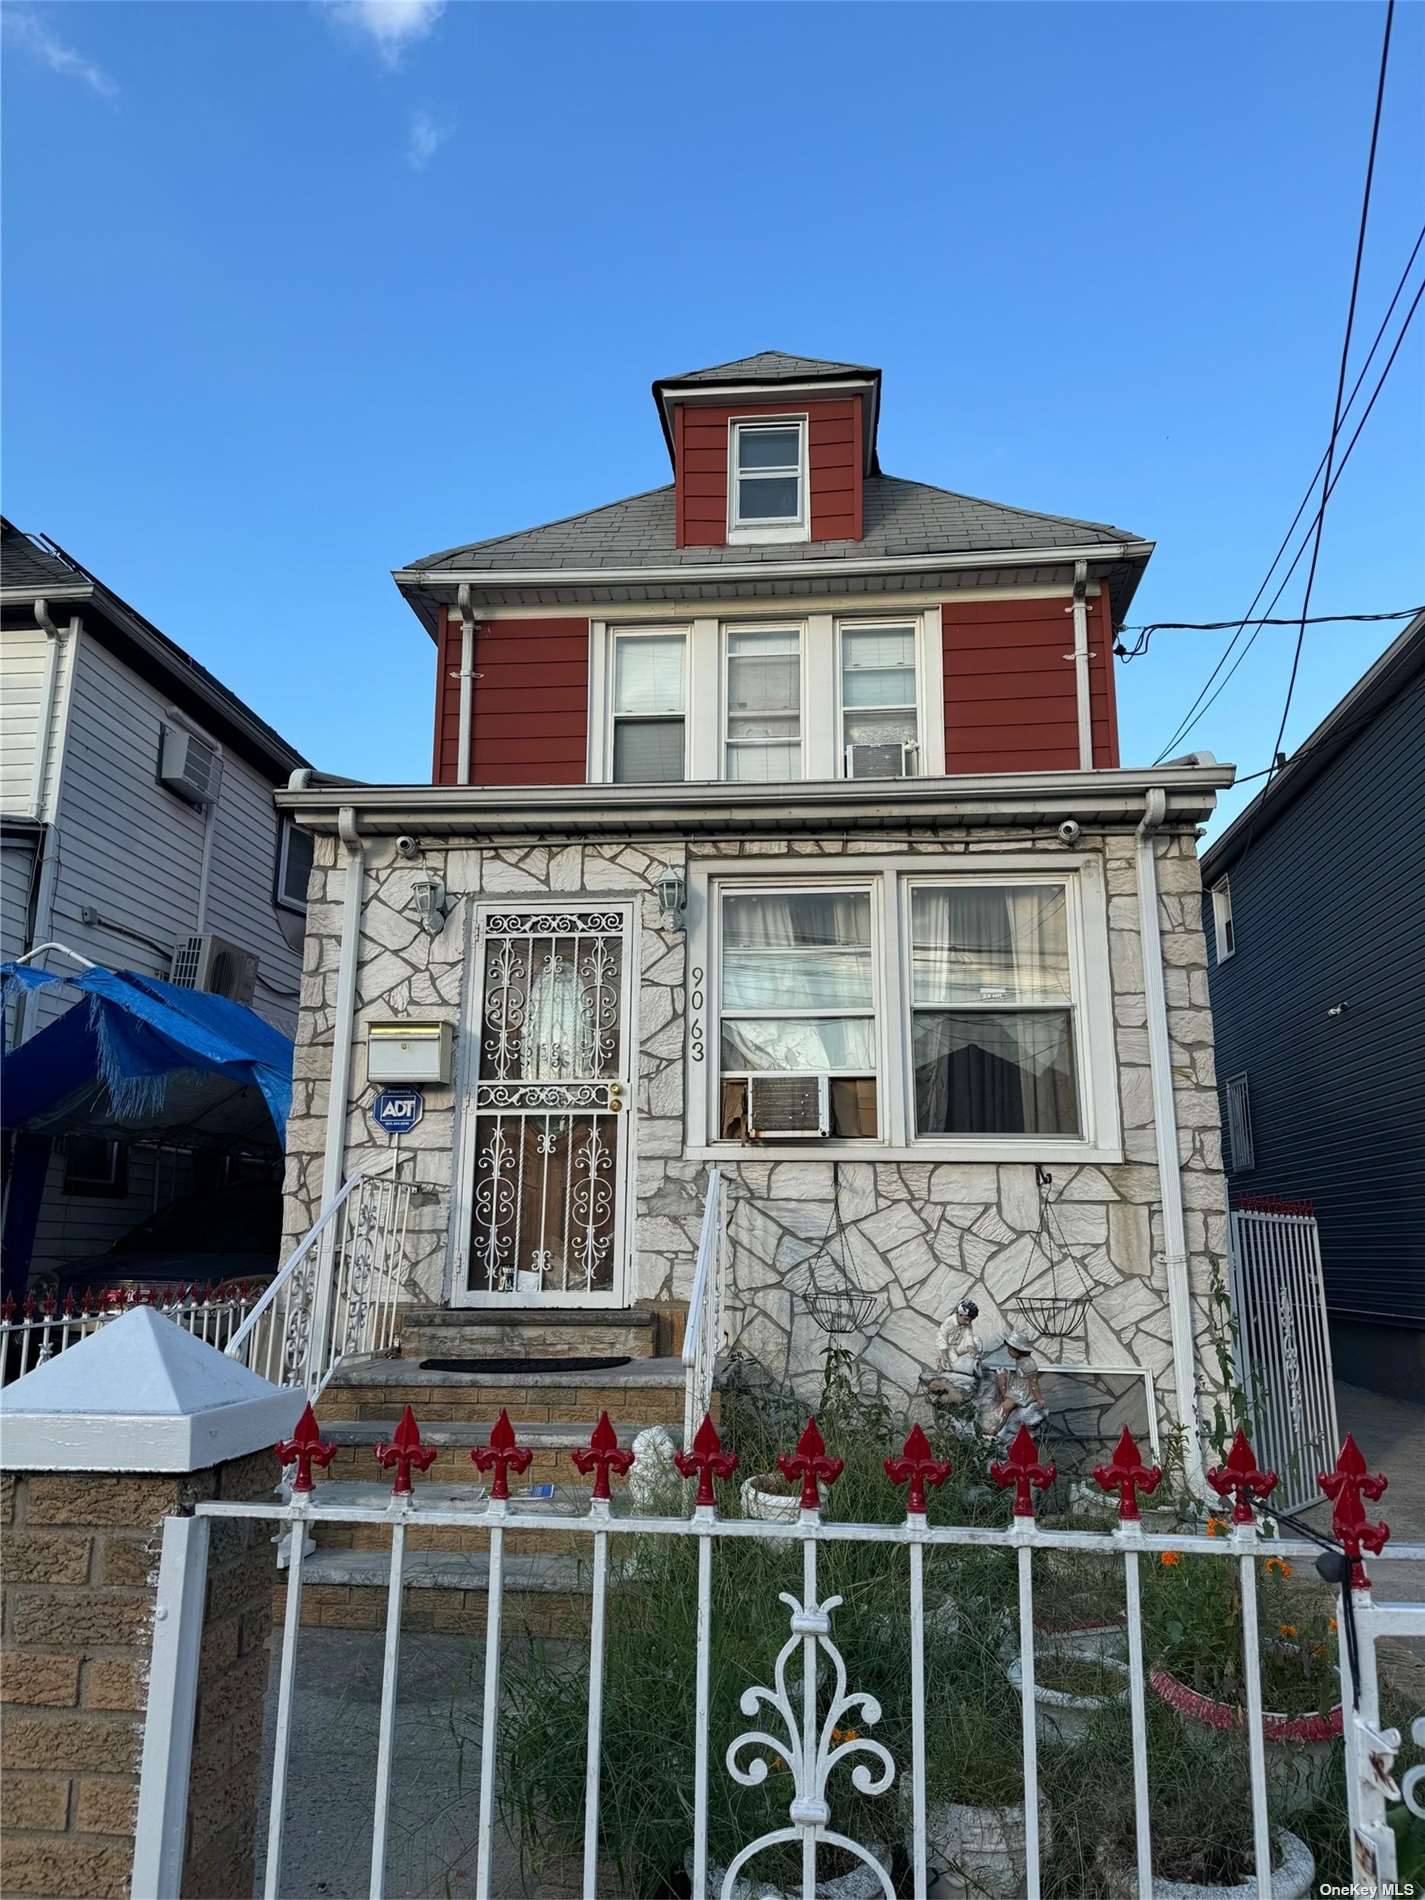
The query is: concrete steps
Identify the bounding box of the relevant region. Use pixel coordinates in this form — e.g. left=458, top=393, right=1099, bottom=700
left=307, top=1477, right=597, bottom=1557
left=321, top=1418, right=607, bottom=1488
left=397, top=1304, right=659, bottom=1362
left=279, top=1546, right=594, bottom=1637
left=318, top=1355, right=688, bottom=1434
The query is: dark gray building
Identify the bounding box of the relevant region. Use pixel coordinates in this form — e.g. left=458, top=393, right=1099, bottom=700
left=1201, top=612, right=1425, bottom=1400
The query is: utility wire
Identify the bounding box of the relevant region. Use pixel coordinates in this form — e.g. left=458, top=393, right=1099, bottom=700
left=1117, top=606, right=1421, bottom=663
left=1151, top=212, right=1424, bottom=760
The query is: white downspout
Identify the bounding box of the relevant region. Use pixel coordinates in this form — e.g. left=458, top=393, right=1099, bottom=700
left=321, top=804, right=365, bottom=1212
left=1136, top=788, right=1205, bottom=1493
left=455, top=583, right=478, bottom=787
left=14, top=601, right=78, bottom=1046
left=29, top=598, right=73, bottom=821
left=1071, top=559, right=1093, bottom=771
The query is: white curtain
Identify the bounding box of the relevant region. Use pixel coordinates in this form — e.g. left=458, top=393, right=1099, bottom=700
left=910, top=885, right=1070, bottom=1006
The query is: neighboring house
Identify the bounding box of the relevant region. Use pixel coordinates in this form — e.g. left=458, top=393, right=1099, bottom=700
left=0, top=520, right=311, bottom=1280
left=278, top=350, right=1236, bottom=1470
left=1201, top=611, right=1425, bottom=1403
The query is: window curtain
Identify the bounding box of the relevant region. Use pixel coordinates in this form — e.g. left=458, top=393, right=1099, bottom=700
left=912, top=1010, right=1079, bottom=1135
left=722, top=892, right=872, bottom=1011
left=910, top=886, right=1071, bottom=1006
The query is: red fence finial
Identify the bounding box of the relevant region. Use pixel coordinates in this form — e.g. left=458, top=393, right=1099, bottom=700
left=1206, top=1428, right=1278, bottom=1525
left=472, top=1408, right=532, bottom=1501
left=675, top=1413, right=739, bottom=1509
left=375, top=1405, right=438, bottom=1496
left=778, top=1417, right=844, bottom=1512
left=1093, top=1426, right=1163, bottom=1523
left=571, top=1412, right=635, bottom=1502
left=885, top=1423, right=952, bottom=1517
left=991, top=1423, right=1057, bottom=1519
left=275, top=1402, right=335, bottom=1494
left=1319, top=1434, right=1389, bottom=1589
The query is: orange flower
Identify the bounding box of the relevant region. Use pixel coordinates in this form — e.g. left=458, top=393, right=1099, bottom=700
left=1313, top=1644, right=1328, bottom=1661
left=843, top=1729, right=860, bottom=1742
left=1159, top=1551, right=1182, bottom=1567
left=1206, top=1517, right=1226, bottom=1538
left=1279, top=1623, right=1298, bottom=1640
left=1328, top=1616, right=1338, bottom=1635
left=1263, top=1556, right=1292, bottom=1579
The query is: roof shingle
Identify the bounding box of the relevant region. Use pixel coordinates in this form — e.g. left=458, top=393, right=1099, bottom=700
left=658, top=350, right=879, bottom=385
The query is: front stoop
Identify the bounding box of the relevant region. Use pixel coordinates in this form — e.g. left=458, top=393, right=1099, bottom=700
left=277, top=1547, right=594, bottom=1636
left=396, top=1305, right=659, bottom=1361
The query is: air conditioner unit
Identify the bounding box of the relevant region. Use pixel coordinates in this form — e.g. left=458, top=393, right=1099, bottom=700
left=846, top=739, right=915, bottom=780
left=158, top=727, right=223, bottom=807
left=747, top=1073, right=830, bottom=1140
left=170, top=933, right=258, bottom=1007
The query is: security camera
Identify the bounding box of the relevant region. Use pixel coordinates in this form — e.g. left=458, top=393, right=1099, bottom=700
left=395, top=835, right=420, bottom=861
left=1057, top=820, right=1082, bottom=846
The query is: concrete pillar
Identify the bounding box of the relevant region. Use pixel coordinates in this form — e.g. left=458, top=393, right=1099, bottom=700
left=0, top=1308, right=302, bottom=1898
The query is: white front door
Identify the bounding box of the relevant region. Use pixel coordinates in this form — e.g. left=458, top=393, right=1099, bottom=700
left=457, top=902, right=634, bottom=1307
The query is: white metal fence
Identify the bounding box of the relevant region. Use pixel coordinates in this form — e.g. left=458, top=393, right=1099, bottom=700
left=225, top=1157, right=413, bottom=1398
left=0, top=1282, right=261, bottom=1385
left=1228, top=1198, right=1339, bottom=1512
left=132, top=1404, right=1424, bottom=1900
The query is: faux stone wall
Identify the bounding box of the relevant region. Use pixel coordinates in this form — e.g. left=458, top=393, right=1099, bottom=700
left=285, top=823, right=1229, bottom=1437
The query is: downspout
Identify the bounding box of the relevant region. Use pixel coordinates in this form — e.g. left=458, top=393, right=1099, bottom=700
left=321, top=804, right=365, bottom=1212
left=29, top=598, right=71, bottom=820
left=14, top=601, right=78, bottom=1046
left=1136, top=788, right=1205, bottom=1493
left=1071, top=560, right=1093, bottom=771
left=454, top=583, right=478, bottom=787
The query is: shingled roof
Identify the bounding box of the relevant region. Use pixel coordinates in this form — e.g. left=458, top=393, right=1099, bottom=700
left=405, top=473, right=1141, bottom=575
left=658, top=350, right=880, bottom=386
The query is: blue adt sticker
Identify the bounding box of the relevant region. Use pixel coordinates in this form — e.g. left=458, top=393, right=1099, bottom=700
left=371, top=1089, right=424, bottom=1135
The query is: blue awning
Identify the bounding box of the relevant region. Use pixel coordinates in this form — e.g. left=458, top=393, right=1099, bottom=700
left=1, top=965, right=292, bottom=1139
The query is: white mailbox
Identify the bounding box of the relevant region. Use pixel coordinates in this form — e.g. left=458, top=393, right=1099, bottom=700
left=367, top=1021, right=453, bottom=1085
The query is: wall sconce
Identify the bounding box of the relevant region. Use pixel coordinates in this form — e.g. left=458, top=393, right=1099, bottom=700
left=656, top=866, right=686, bottom=930
left=410, top=873, right=450, bottom=935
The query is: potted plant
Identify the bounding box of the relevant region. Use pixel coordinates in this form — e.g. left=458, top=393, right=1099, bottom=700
left=921, top=1633, right=1041, bottom=1897
left=1006, top=1637, right=1129, bottom=1744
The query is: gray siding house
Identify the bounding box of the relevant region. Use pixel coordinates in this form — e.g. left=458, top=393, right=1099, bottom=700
left=0, top=521, right=310, bottom=1280
left=1201, top=611, right=1425, bottom=1401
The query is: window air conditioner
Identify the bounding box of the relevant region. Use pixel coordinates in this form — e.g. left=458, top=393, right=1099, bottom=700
left=846, top=739, right=916, bottom=780
left=158, top=727, right=223, bottom=807
left=169, top=934, right=259, bottom=1007
left=746, top=1073, right=830, bottom=1139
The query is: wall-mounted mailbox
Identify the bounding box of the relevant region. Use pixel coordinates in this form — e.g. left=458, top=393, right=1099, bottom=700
left=367, top=1022, right=453, bottom=1085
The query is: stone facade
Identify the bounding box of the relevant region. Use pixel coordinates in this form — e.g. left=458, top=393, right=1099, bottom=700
left=285, top=823, right=1228, bottom=1438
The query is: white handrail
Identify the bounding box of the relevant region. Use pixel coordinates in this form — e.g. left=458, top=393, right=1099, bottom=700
left=683, top=1167, right=723, bottom=1444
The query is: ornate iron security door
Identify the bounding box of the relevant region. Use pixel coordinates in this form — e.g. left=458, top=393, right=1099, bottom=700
left=462, top=905, right=634, bottom=1305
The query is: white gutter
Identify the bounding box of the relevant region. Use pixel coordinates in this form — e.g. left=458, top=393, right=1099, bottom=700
left=393, top=538, right=1154, bottom=594
left=1136, top=788, right=1205, bottom=1493
left=454, top=583, right=478, bottom=787
left=321, top=805, right=365, bottom=1214
left=1070, top=560, right=1093, bottom=771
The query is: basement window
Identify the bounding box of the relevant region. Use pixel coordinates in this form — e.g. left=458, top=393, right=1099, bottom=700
left=728, top=419, right=808, bottom=544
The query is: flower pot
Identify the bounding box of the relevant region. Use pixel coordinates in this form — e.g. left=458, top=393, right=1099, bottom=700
left=1101, top=1827, right=1315, bottom=1899
left=1149, top=1665, right=1341, bottom=1812
left=926, top=1799, right=1032, bottom=1898
left=696, top=1841, right=891, bottom=1900
left=1006, top=1643, right=1130, bottom=1744
left=741, top=1475, right=804, bottom=1527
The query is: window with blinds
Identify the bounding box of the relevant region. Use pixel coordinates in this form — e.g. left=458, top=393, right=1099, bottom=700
left=612, top=633, right=686, bottom=783
left=724, top=627, right=802, bottom=782
left=840, top=624, right=919, bottom=777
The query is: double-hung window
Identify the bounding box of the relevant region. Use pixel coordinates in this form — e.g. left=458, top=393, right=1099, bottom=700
left=724, top=627, right=802, bottom=781
left=1211, top=878, right=1235, bottom=961
left=841, top=624, right=919, bottom=777
left=690, top=857, right=1116, bottom=1158
left=728, top=419, right=807, bottom=542
left=611, top=632, right=686, bottom=783
left=276, top=817, right=315, bottom=913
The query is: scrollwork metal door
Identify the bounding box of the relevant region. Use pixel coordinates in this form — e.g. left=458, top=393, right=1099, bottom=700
left=460, top=904, right=634, bottom=1305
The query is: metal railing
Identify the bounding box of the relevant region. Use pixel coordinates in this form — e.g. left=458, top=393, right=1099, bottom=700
left=682, top=1166, right=724, bottom=1445
left=1, top=1283, right=261, bottom=1385
left=132, top=1407, right=1425, bottom=1900
left=225, top=1157, right=413, bottom=1398
left=1228, top=1199, right=1339, bottom=1512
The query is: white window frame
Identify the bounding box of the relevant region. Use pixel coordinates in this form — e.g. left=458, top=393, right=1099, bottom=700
left=721, top=621, right=806, bottom=782
left=834, top=617, right=933, bottom=779
left=1225, top=1073, right=1254, bottom=1172
left=685, top=851, right=1121, bottom=1163
left=727, top=416, right=810, bottom=546
left=603, top=625, right=690, bottom=785
left=275, top=816, right=314, bottom=914
left=1211, top=877, right=1235, bottom=962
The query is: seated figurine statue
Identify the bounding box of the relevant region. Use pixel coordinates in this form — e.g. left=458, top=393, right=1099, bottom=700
left=974, top=1330, right=1048, bottom=1448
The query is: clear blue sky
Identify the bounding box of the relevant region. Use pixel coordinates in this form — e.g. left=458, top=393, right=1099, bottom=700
left=4, top=1, right=1421, bottom=834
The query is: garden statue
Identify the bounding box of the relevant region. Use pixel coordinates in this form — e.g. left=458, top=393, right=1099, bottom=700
left=934, top=1298, right=983, bottom=1400
left=980, top=1331, right=1048, bottom=1447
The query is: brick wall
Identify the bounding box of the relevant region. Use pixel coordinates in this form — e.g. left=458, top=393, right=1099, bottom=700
left=0, top=1450, right=275, bottom=1900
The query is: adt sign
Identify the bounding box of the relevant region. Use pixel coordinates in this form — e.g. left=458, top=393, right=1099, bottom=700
left=371, top=1089, right=424, bottom=1136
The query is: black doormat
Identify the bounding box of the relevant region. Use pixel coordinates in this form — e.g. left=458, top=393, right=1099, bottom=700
left=418, top=1355, right=633, bottom=1376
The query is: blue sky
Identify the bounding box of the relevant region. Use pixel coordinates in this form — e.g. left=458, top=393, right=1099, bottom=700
left=3, top=1, right=1421, bottom=833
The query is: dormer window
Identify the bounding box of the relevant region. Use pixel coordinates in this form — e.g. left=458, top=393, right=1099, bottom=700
left=728, top=418, right=808, bottom=544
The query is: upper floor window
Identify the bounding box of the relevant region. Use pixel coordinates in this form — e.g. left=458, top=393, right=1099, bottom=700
left=276, top=817, right=315, bottom=913
left=841, top=624, right=920, bottom=778
left=1211, top=877, right=1235, bottom=961
left=612, top=632, right=686, bottom=783
left=725, top=627, right=802, bottom=782
left=728, top=419, right=808, bottom=544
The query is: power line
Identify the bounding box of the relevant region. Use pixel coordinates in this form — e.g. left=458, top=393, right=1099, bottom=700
left=1117, top=606, right=1421, bottom=663
left=1150, top=214, right=1424, bottom=759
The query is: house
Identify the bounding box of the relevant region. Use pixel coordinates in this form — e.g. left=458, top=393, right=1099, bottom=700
left=276, top=351, right=1236, bottom=1476
left=0, top=520, right=311, bottom=1286
left=1201, top=610, right=1425, bottom=1404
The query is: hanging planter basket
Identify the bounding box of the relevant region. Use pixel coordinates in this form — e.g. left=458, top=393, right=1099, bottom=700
left=1005, top=1170, right=1096, bottom=1347
left=794, top=1164, right=888, bottom=1341
left=803, top=1285, right=887, bottom=1338
left=1005, top=1292, right=1091, bottom=1343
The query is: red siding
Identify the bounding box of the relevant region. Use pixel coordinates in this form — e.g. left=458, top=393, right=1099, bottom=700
left=941, top=596, right=1120, bottom=775
left=675, top=397, right=862, bottom=547
left=432, top=612, right=589, bottom=785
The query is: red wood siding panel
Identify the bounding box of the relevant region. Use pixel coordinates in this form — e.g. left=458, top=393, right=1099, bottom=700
left=674, top=397, right=862, bottom=547
left=432, top=612, right=589, bottom=786
left=941, top=596, right=1119, bottom=775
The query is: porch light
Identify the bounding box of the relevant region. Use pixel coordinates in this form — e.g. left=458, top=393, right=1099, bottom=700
left=656, top=866, right=685, bottom=930
left=410, top=873, right=449, bottom=935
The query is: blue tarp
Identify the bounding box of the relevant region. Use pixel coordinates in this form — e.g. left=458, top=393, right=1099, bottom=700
left=0, top=965, right=292, bottom=1138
